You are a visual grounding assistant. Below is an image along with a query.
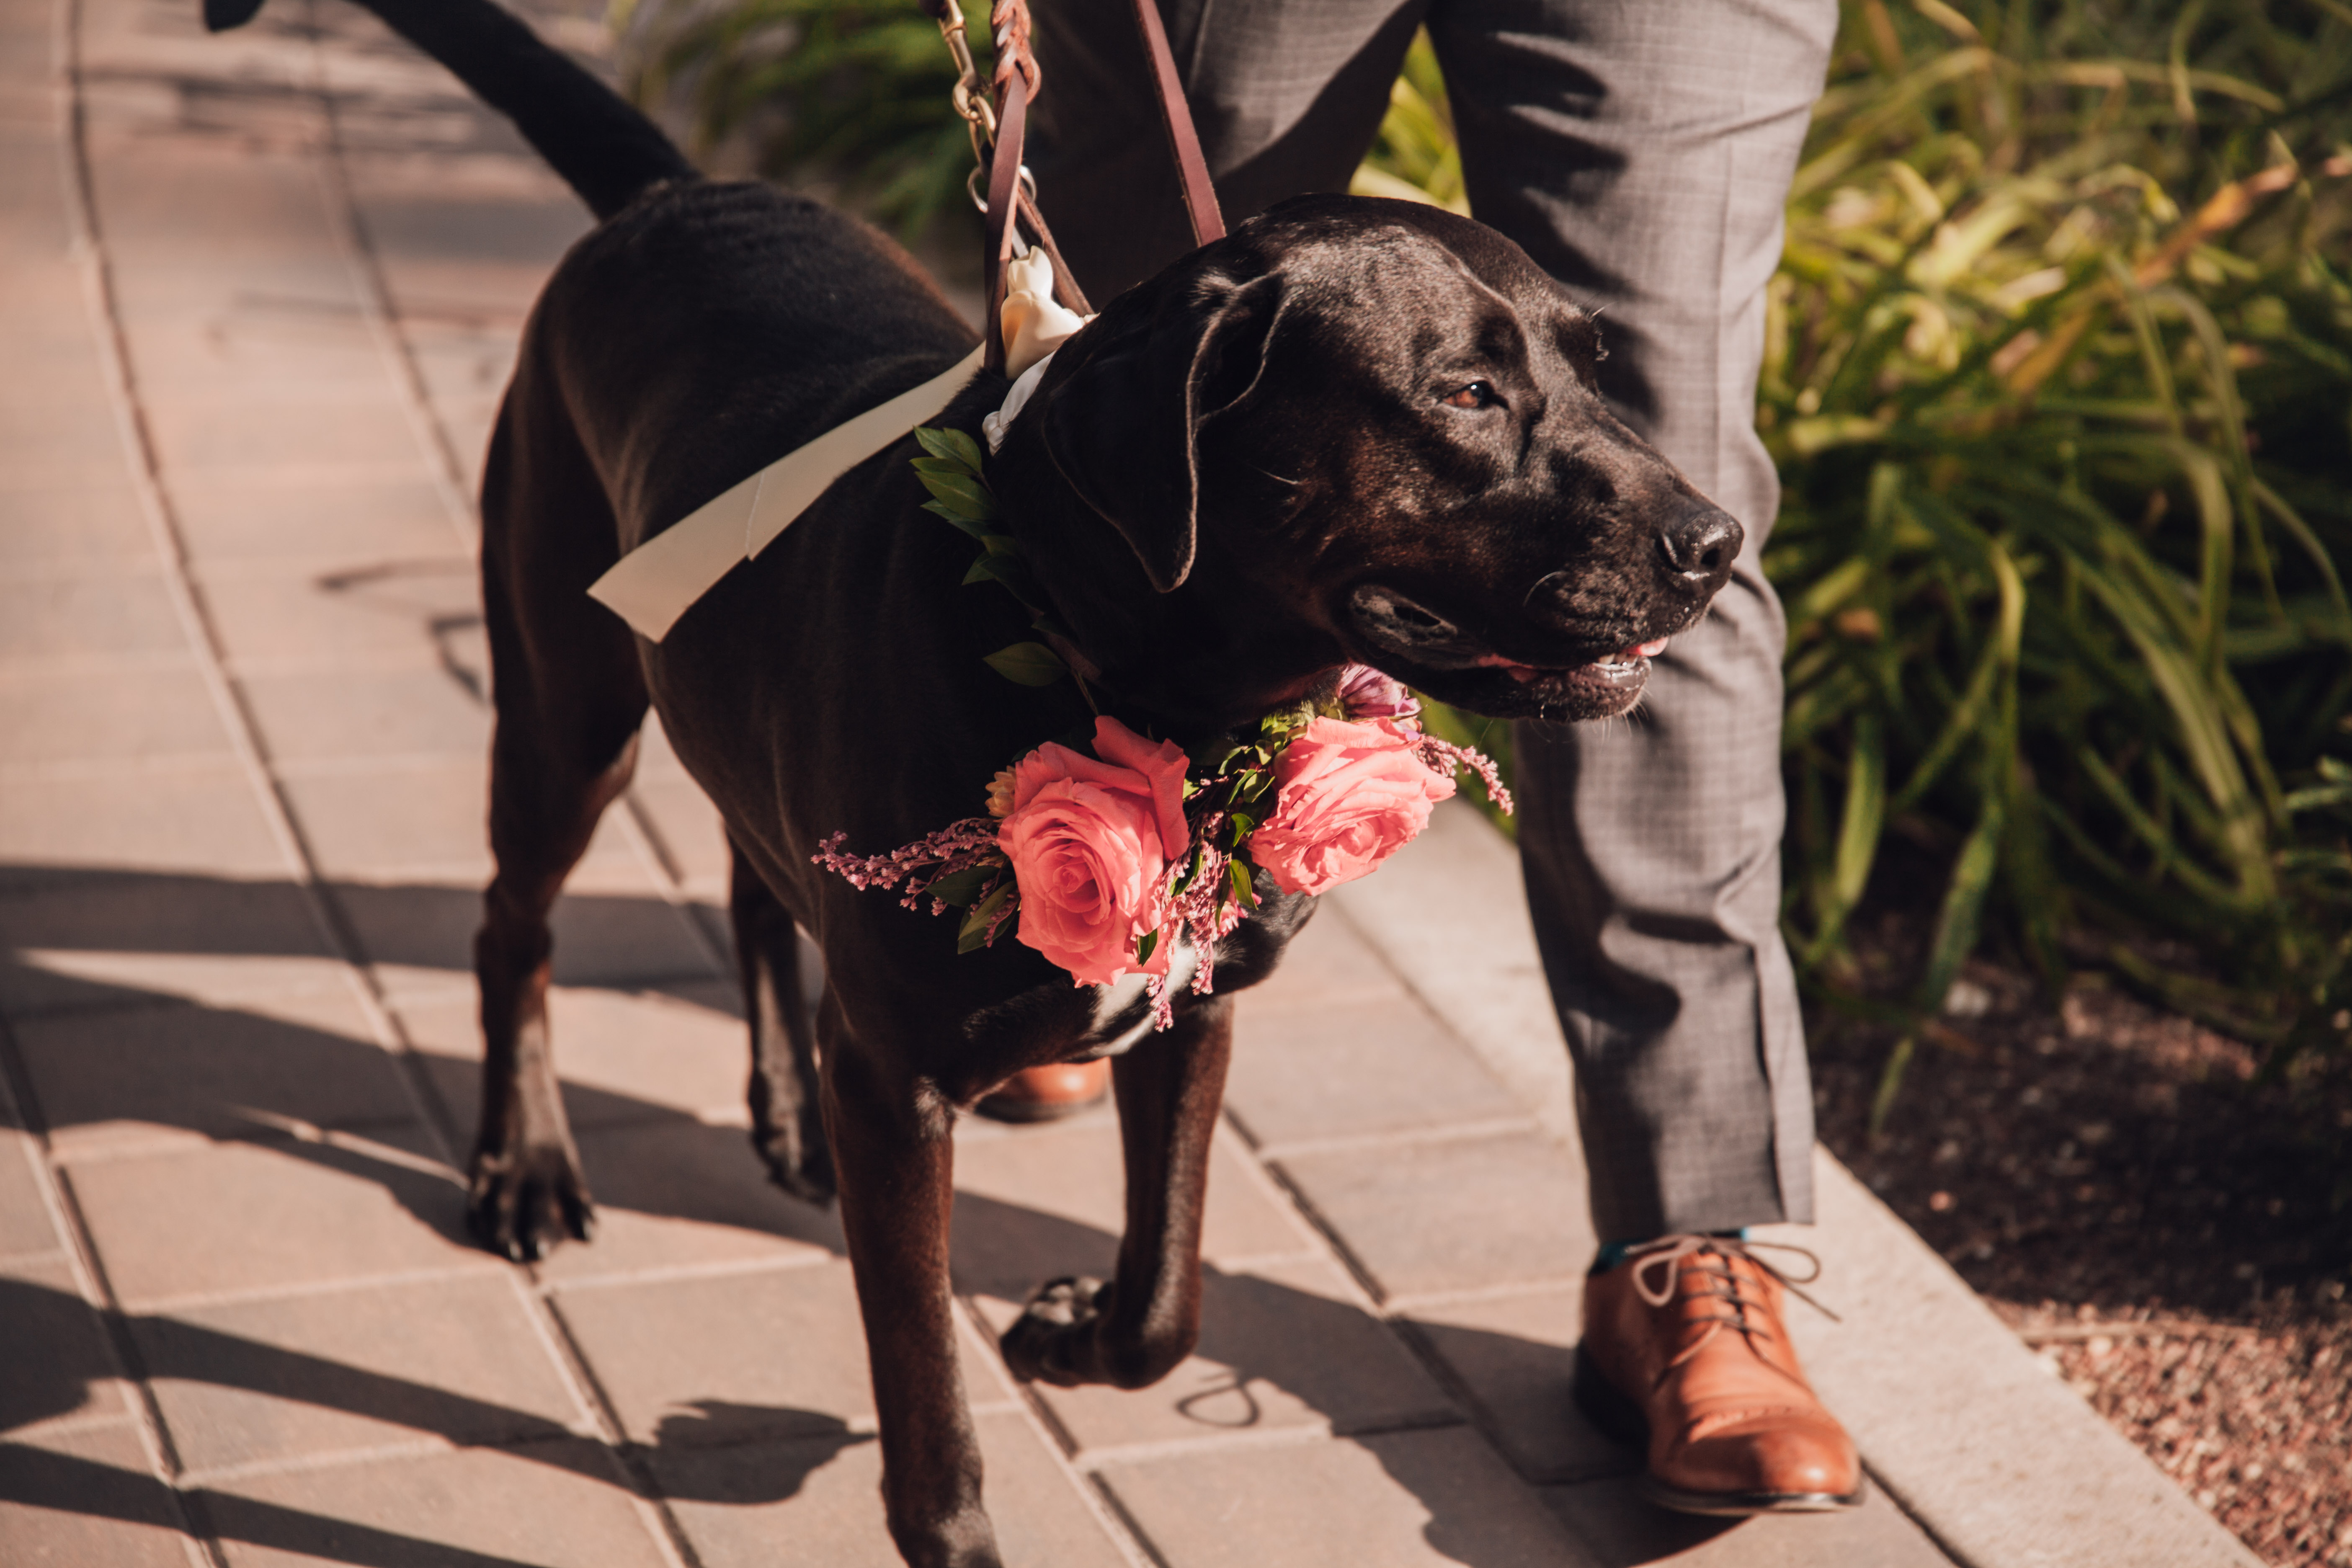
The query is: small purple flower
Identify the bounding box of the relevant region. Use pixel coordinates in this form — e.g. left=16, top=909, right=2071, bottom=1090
left=1337, top=663, right=1419, bottom=721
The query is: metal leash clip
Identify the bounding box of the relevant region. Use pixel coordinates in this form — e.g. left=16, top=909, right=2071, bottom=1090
left=917, top=0, right=1087, bottom=364
left=929, top=0, right=997, bottom=162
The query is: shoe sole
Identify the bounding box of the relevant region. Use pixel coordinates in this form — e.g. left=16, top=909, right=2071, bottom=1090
left=1571, top=1348, right=1868, bottom=1517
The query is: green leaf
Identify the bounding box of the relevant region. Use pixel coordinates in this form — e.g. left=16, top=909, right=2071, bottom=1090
left=1135, top=929, right=1158, bottom=966
left=983, top=642, right=1067, bottom=686
left=956, top=881, right=1016, bottom=954
left=1228, top=857, right=1257, bottom=908
left=1226, top=811, right=1256, bottom=844
left=914, top=425, right=985, bottom=475
left=965, top=553, right=1044, bottom=610
left=915, top=469, right=997, bottom=521
left=1258, top=701, right=1317, bottom=738
left=1185, top=735, right=1248, bottom=774
left=962, top=552, right=1020, bottom=587
left=1867, top=1034, right=1918, bottom=1142
left=926, top=864, right=999, bottom=908
left=921, top=501, right=994, bottom=541
left=1911, top=792, right=2006, bottom=1026
left=1801, top=710, right=1884, bottom=965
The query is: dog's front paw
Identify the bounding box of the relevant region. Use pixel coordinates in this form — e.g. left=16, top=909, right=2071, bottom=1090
left=466, top=1145, right=594, bottom=1261
left=999, top=1276, right=1109, bottom=1387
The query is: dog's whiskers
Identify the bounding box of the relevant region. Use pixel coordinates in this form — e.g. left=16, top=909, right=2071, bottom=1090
left=1523, top=570, right=1571, bottom=609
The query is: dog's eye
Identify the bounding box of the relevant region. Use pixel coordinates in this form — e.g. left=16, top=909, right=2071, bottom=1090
left=1441, top=381, right=1501, bottom=410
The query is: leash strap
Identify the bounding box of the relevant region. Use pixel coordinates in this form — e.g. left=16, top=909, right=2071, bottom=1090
left=982, top=68, right=1029, bottom=377
left=1128, top=0, right=1223, bottom=247
left=969, top=0, right=1218, bottom=358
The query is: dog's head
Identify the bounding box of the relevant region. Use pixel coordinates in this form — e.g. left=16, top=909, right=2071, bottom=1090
left=990, top=194, right=1741, bottom=727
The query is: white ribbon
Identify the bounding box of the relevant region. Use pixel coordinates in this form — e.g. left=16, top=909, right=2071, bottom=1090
left=587, top=252, right=1094, bottom=643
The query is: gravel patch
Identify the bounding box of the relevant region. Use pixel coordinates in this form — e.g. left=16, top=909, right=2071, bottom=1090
left=1808, top=930, right=2352, bottom=1568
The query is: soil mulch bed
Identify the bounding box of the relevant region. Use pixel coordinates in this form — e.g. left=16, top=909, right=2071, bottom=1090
left=1807, top=934, right=2352, bottom=1567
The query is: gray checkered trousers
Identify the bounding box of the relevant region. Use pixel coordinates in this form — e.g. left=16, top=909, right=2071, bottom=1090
left=1026, top=0, right=1841, bottom=1242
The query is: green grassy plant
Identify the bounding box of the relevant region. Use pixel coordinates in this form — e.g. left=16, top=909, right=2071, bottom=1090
left=622, top=0, right=988, bottom=237
left=1765, top=0, right=2352, bottom=1115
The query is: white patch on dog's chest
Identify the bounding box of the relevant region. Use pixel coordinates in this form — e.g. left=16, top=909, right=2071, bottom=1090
left=1083, top=939, right=1199, bottom=1056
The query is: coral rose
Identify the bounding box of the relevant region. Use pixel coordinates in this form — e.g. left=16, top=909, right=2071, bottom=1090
left=999, top=717, right=1191, bottom=985
left=1249, top=717, right=1454, bottom=897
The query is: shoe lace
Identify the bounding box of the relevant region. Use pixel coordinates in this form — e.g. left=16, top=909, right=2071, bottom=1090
left=1623, top=1235, right=1841, bottom=1377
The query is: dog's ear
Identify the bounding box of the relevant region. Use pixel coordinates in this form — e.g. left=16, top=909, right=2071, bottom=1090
left=1038, top=275, right=1285, bottom=593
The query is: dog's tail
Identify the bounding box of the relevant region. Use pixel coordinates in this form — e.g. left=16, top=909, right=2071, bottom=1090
left=203, top=0, right=696, bottom=221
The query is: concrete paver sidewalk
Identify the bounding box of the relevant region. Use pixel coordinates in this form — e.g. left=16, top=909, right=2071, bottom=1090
left=0, top=0, right=2261, bottom=1563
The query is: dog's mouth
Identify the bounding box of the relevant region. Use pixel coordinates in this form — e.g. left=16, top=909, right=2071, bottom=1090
left=1453, top=637, right=1666, bottom=718
left=1478, top=637, right=1668, bottom=689
left=1344, top=585, right=1674, bottom=720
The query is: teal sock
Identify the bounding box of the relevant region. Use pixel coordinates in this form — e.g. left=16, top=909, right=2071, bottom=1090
left=1592, top=1228, right=1749, bottom=1274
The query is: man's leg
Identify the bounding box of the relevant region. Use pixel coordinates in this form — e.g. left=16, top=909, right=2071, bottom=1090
left=1033, top=0, right=1829, bottom=1237
left=1423, top=0, right=1859, bottom=1515
left=1425, top=0, right=1833, bottom=1248
left=1026, top=0, right=1421, bottom=300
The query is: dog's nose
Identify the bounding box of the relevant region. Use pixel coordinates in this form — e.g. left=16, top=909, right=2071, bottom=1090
left=1659, top=503, right=1742, bottom=584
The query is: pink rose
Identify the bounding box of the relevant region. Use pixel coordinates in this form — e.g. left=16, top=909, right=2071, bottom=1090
left=999, top=717, right=1191, bottom=985
left=1336, top=663, right=1420, bottom=722
left=1249, top=717, right=1455, bottom=897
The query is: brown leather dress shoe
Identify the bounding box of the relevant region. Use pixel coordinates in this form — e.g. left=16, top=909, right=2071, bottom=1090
left=974, top=1060, right=1112, bottom=1123
left=1575, top=1235, right=1864, bottom=1516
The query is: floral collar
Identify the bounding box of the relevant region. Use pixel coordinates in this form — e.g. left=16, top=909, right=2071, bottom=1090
left=816, top=432, right=1511, bottom=1026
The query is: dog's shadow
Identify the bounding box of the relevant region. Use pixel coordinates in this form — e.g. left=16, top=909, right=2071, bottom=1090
left=0, top=864, right=802, bottom=1252
left=0, top=1273, right=871, bottom=1568
left=0, top=862, right=1709, bottom=1567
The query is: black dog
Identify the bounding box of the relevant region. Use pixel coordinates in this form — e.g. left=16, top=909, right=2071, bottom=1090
left=205, top=0, right=1740, bottom=1561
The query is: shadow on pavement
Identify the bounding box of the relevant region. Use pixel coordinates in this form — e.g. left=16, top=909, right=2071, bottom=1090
left=0, top=860, right=1689, bottom=1566
left=0, top=1442, right=551, bottom=1568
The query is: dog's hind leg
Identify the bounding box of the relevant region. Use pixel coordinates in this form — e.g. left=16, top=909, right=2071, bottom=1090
left=731, top=838, right=834, bottom=1205
left=999, top=995, right=1236, bottom=1391
left=469, top=387, right=647, bottom=1261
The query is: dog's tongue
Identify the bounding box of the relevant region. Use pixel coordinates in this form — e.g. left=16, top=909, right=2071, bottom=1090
left=1583, top=636, right=1669, bottom=669
left=1482, top=637, right=1669, bottom=683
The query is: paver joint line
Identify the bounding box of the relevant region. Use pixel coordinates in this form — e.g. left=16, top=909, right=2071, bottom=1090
left=1242, top=1114, right=1550, bottom=1162
left=1376, top=1276, right=1601, bottom=1314
left=102, top=1260, right=508, bottom=1319
left=4, top=1072, right=209, bottom=1526
left=1066, top=1403, right=1483, bottom=1473
left=534, top=1246, right=849, bottom=1295
left=169, top=1432, right=536, bottom=1489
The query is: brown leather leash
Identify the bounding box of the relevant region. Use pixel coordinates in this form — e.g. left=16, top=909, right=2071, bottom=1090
left=1123, top=0, right=1224, bottom=248
left=921, top=0, right=1224, bottom=375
